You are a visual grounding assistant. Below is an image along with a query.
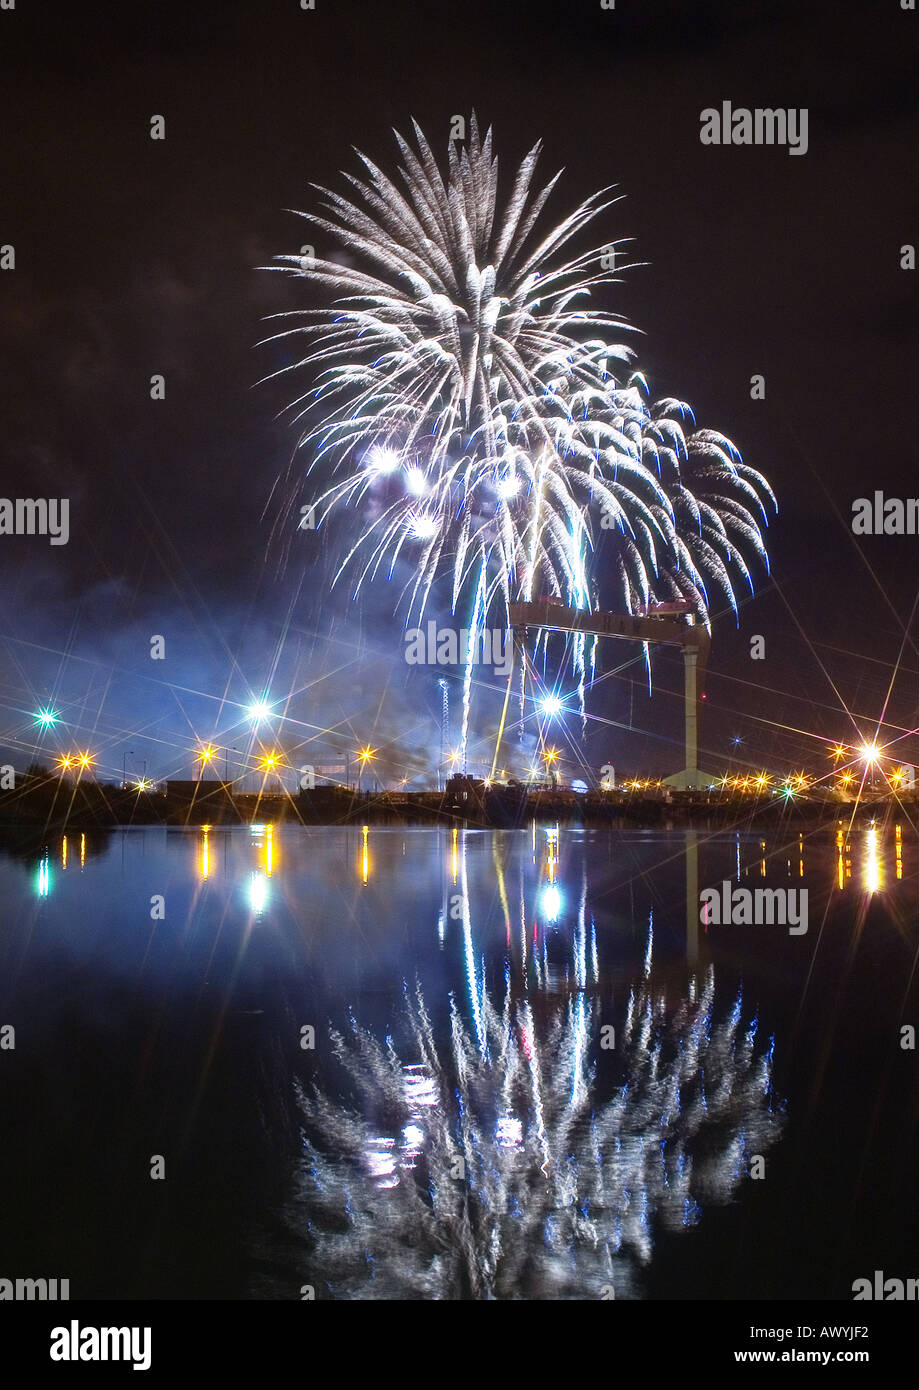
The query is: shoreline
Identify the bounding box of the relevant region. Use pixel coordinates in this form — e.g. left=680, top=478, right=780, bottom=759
left=0, top=779, right=906, bottom=834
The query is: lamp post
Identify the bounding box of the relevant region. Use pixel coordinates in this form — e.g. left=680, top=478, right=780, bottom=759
left=437, top=679, right=448, bottom=790
left=196, top=745, right=217, bottom=780
left=257, top=752, right=282, bottom=792
left=123, top=750, right=134, bottom=789
left=357, top=746, right=375, bottom=794
left=860, top=741, right=881, bottom=792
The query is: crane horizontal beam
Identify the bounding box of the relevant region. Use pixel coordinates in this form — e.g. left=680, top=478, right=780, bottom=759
left=508, top=600, right=708, bottom=655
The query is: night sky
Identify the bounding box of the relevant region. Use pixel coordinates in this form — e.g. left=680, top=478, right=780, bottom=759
left=1, top=0, right=917, bottom=786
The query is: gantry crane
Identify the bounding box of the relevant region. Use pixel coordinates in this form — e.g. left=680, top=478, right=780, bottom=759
left=504, top=599, right=716, bottom=789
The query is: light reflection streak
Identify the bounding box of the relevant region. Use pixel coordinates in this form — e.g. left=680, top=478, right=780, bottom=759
left=288, top=924, right=782, bottom=1299
left=459, top=831, right=484, bottom=1053
left=249, top=871, right=268, bottom=915
left=864, top=825, right=883, bottom=895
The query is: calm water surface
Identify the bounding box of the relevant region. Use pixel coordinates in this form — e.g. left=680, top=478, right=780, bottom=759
left=0, top=822, right=917, bottom=1299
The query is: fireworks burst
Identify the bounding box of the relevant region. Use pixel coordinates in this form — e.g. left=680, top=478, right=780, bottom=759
left=262, top=116, right=776, bottom=756
left=254, top=942, right=781, bottom=1299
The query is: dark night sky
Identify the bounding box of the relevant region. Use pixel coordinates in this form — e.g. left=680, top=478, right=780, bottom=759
left=1, top=0, right=917, bottom=785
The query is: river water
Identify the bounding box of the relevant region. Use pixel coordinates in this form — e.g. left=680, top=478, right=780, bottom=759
left=0, top=822, right=916, bottom=1300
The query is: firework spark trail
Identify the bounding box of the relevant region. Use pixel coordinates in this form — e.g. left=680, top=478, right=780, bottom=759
left=257, top=927, right=781, bottom=1300
left=262, top=116, right=775, bottom=747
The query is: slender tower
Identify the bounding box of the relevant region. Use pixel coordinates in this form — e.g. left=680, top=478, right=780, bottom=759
left=438, top=679, right=449, bottom=790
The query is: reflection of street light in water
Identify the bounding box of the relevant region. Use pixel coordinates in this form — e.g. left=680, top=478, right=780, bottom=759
left=249, top=871, right=268, bottom=915
left=540, top=883, right=562, bottom=922
left=864, top=824, right=883, bottom=894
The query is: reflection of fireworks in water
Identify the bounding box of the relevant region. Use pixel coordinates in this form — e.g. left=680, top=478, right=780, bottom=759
left=256, top=943, right=782, bottom=1299
left=264, top=117, right=776, bottom=754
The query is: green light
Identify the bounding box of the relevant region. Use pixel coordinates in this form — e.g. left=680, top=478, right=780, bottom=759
left=37, top=856, right=51, bottom=897
left=35, top=708, right=58, bottom=728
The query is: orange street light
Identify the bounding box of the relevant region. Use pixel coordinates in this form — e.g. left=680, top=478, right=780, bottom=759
left=356, top=746, right=376, bottom=792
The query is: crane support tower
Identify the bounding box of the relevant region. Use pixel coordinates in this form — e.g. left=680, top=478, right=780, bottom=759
left=507, top=599, right=717, bottom=790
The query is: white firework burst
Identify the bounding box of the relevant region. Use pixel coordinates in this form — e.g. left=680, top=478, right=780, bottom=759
left=252, top=947, right=781, bottom=1299
left=260, top=116, right=775, bottom=754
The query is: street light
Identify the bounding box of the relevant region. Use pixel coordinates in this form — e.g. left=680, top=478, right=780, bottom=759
left=356, top=746, right=376, bottom=793
left=35, top=708, right=58, bottom=728
left=257, top=751, right=283, bottom=792
left=196, top=745, right=217, bottom=778
left=860, top=741, right=881, bottom=791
